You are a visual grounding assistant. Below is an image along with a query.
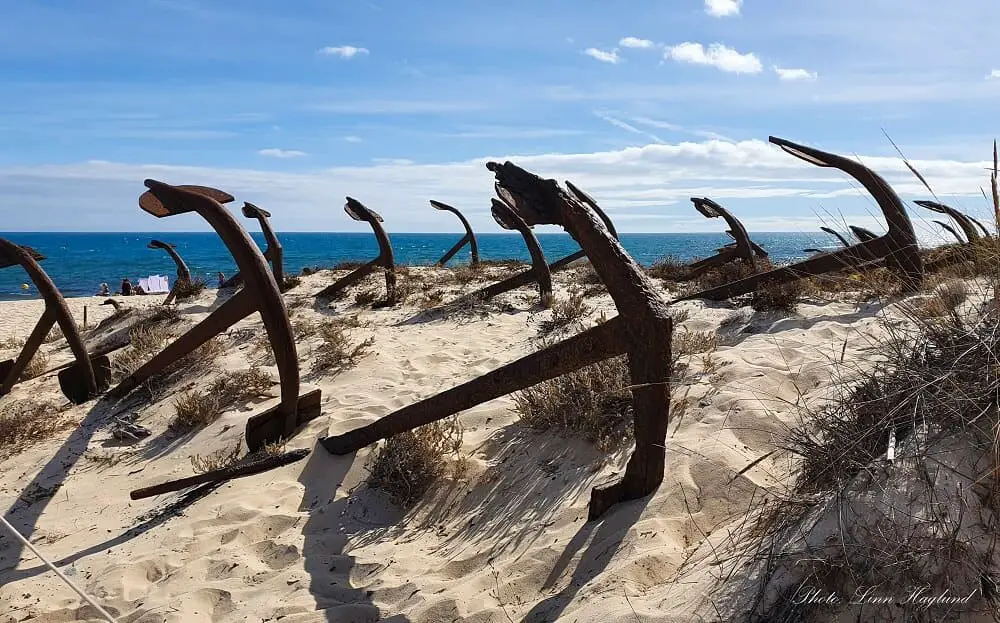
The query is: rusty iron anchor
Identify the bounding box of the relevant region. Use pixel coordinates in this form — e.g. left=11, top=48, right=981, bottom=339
left=318, top=163, right=673, bottom=520
left=459, top=181, right=620, bottom=305
left=105, top=181, right=320, bottom=449
left=473, top=197, right=553, bottom=305
left=430, top=200, right=480, bottom=267
left=315, top=198, right=396, bottom=302
left=683, top=198, right=767, bottom=279
left=675, top=136, right=923, bottom=302
left=914, top=200, right=983, bottom=243
left=0, top=240, right=110, bottom=404
left=148, top=239, right=192, bottom=305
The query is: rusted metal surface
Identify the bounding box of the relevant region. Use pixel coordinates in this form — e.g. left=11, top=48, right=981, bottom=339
left=474, top=198, right=553, bottom=304
left=148, top=240, right=192, bottom=305
left=0, top=240, right=107, bottom=404
left=130, top=448, right=310, bottom=500
left=322, top=163, right=673, bottom=520
left=692, top=197, right=760, bottom=268
left=315, top=198, right=396, bottom=301
left=849, top=225, right=879, bottom=243
left=933, top=220, right=966, bottom=244
left=675, top=136, right=923, bottom=302
left=461, top=182, right=621, bottom=305
left=820, top=226, right=852, bottom=248
left=430, top=200, right=480, bottom=267
left=914, top=200, right=982, bottom=242
left=108, top=181, right=320, bottom=448
left=242, top=202, right=286, bottom=289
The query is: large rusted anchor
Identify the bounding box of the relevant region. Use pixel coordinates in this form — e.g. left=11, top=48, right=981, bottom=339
left=107, top=181, right=320, bottom=449
left=148, top=239, right=192, bottom=305
left=315, top=198, right=396, bottom=302
left=675, top=136, right=923, bottom=302
left=318, top=163, right=673, bottom=520
left=848, top=225, right=879, bottom=244
left=803, top=227, right=853, bottom=255
left=460, top=181, right=619, bottom=305
left=430, top=200, right=480, bottom=267
left=219, top=202, right=286, bottom=290
left=0, top=240, right=110, bottom=404
left=933, top=220, right=965, bottom=243
left=683, top=197, right=767, bottom=279
left=474, top=198, right=553, bottom=304
left=914, top=200, right=985, bottom=242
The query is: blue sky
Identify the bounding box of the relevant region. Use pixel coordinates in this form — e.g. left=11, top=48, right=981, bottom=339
left=2, top=0, right=1000, bottom=237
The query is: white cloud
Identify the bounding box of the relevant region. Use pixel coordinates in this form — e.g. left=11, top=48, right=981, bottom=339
left=343, top=136, right=363, bottom=143
left=775, top=67, right=818, bottom=81
left=666, top=42, right=762, bottom=74
left=318, top=45, right=369, bottom=59
left=3, top=139, right=994, bottom=233
left=257, top=148, right=307, bottom=158
left=705, top=0, right=742, bottom=17
left=584, top=48, right=621, bottom=64
left=988, top=69, right=1000, bottom=80
left=619, top=37, right=655, bottom=49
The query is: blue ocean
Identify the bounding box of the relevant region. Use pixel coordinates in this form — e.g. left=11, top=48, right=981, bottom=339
left=0, top=231, right=828, bottom=301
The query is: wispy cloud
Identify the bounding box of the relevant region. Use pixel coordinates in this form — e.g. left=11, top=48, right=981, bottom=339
left=774, top=67, right=818, bottom=81
left=666, top=42, right=762, bottom=74
left=628, top=116, right=734, bottom=141
left=594, top=112, right=664, bottom=143
left=257, top=148, right=307, bottom=158
left=343, top=135, right=363, bottom=143
left=318, top=45, right=369, bottom=59
left=3, top=139, right=995, bottom=232
left=584, top=47, right=621, bottom=64
left=705, top=0, right=742, bottom=17
left=619, top=37, right=655, bottom=49
left=988, top=69, right=1000, bottom=80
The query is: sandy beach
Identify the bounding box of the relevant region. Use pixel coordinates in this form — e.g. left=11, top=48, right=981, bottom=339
left=0, top=265, right=917, bottom=622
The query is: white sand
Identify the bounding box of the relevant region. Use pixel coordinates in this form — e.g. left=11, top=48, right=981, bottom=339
left=0, top=267, right=899, bottom=622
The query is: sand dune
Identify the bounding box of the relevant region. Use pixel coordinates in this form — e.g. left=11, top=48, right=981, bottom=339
left=0, top=267, right=902, bottom=622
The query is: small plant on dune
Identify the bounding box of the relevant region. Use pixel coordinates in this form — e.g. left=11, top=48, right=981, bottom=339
left=139, top=304, right=182, bottom=327
left=44, top=325, right=64, bottom=344
left=111, top=323, right=172, bottom=382
left=0, top=336, right=25, bottom=351
left=312, top=320, right=375, bottom=373
left=373, top=273, right=416, bottom=308
left=292, top=317, right=319, bottom=340
left=448, top=263, right=486, bottom=286
left=332, top=260, right=365, bottom=271
left=17, top=351, right=50, bottom=381
left=538, top=291, right=592, bottom=334
left=0, top=399, right=70, bottom=456
left=693, top=259, right=763, bottom=292
left=174, top=276, right=207, bottom=301
left=647, top=255, right=692, bottom=282
left=282, top=275, right=302, bottom=291
left=908, top=279, right=967, bottom=320
left=749, top=278, right=802, bottom=313
left=417, top=288, right=445, bottom=309
left=354, top=287, right=379, bottom=307
left=170, top=367, right=272, bottom=431
left=514, top=350, right=633, bottom=452
left=170, top=390, right=221, bottom=431
left=209, top=366, right=273, bottom=405
left=190, top=436, right=244, bottom=474
left=365, top=416, right=464, bottom=508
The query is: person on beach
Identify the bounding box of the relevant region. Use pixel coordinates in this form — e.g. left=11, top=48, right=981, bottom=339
left=96, top=283, right=110, bottom=296
left=120, top=277, right=132, bottom=296
left=217, top=271, right=226, bottom=288
left=133, top=280, right=147, bottom=295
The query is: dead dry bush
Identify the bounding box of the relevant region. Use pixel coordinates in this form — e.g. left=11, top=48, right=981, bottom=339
left=16, top=351, right=50, bottom=381
left=170, top=367, right=271, bottom=431
left=312, top=320, right=375, bottom=374
left=111, top=323, right=171, bottom=382
left=647, top=255, right=692, bottom=283
left=0, top=399, right=69, bottom=456
left=354, top=287, right=379, bottom=307
left=170, top=390, right=221, bottom=431
left=514, top=352, right=633, bottom=452
left=749, top=278, right=802, bottom=313
left=332, top=260, right=366, bottom=271
left=365, top=416, right=464, bottom=508
left=210, top=366, right=273, bottom=404
left=190, top=436, right=244, bottom=473
left=538, top=291, right=592, bottom=334
left=448, top=263, right=487, bottom=286
left=734, top=297, right=1000, bottom=622
left=0, top=336, right=25, bottom=351
left=174, top=277, right=206, bottom=301
left=282, top=275, right=302, bottom=291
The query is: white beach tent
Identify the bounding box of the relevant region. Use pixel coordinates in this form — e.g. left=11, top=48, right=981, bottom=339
left=139, top=275, right=170, bottom=294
